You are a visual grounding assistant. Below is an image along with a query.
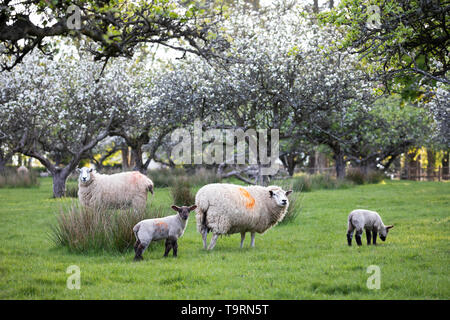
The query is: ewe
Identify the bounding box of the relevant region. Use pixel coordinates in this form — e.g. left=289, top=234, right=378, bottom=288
left=77, top=167, right=154, bottom=212
left=195, top=183, right=292, bottom=250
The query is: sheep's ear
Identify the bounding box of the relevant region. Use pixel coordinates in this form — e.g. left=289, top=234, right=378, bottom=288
left=189, top=205, right=197, bottom=212
left=88, top=168, right=93, bottom=173
left=269, top=190, right=274, bottom=198
left=285, top=190, right=293, bottom=196
left=171, top=205, right=180, bottom=212
left=386, top=225, right=394, bottom=230
left=76, top=168, right=81, bottom=173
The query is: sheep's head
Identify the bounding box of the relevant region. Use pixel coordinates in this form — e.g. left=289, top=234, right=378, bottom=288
left=171, top=205, right=197, bottom=220
left=76, top=167, right=94, bottom=185
left=268, top=187, right=292, bottom=207
left=379, top=225, right=394, bottom=241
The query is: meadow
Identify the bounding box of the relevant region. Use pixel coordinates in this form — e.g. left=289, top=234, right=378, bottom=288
left=0, top=177, right=449, bottom=299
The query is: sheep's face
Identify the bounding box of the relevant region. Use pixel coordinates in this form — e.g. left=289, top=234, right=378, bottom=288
left=379, top=225, right=394, bottom=241
left=171, top=205, right=197, bottom=220
left=77, top=167, right=94, bottom=185
left=269, top=188, right=293, bottom=207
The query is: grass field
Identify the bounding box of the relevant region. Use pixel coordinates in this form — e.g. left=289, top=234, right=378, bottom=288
left=0, top=178, right=449, bottom=299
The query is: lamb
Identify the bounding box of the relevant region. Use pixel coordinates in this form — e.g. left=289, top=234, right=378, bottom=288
left=132, top=205, right=197, bottom=260
left=77, top=167, right=154, bottom=212
left=17, top=166, right=29, bottom=175
left=347, top=209, right=394, bottom=246
left=195, top=183, right=292, bottom=250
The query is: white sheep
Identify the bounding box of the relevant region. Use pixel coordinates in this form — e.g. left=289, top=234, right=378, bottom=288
left=133, top=205, right=197, bottom=260
left=347, top=209, right=394, bottom=246
left=77, top=167, right=154, bottom=211
left=195, top=183, right=292, bottom=250
left=17, top=166, right=29, bottom=175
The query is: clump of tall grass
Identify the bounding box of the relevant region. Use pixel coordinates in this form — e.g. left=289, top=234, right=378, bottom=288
left=50, top=202, right=168, bottom=253
left=170, top=177, right=195, bottom=206
left=0, top=170, right=40, bottom=188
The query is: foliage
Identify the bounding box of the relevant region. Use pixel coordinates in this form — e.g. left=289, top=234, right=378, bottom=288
left=320, top=0, right=449, bottom=99
left=0, top=0, right=228, bottom=71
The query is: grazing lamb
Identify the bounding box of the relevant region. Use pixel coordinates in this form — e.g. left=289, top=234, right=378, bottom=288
left=195, top=183, right=292, bottom=250
left=347, top=209, right=394, bottom=246
left=133, top=205, right=197, bottom=260
left=77, top=167, right=154, bottom=211
left=17, top=166, right=29, bottom=175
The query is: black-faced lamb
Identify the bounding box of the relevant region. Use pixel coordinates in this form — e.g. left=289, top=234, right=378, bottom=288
left=195, top=183, right=292, bottom=250
left=347, top=209, right=394, bottom=246
left=77, top=167, right=154, bottom=212
left=133, top=205, right=197, bottom=260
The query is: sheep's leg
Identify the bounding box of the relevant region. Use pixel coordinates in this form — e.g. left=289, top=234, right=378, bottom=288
left=134, top=241, right=149, bottom=261
left=250, top=232, right=255, bottom=247
left=240, top=232, right=246, bottom=248
left=355, top=229, right=363, bottom=246
left=202, top=229, right=208, bottom=249
left=208, top=233, right=219, bottom=250
left=366, top=230, right=372, bottom=245
left=172, top=240, right=178, bottom=257
left=347, top=222, right=355, bottom=246
left=164, top=239, right=173, bottom=257
left=133, top=239, right=141, bottom=254
left=372, top=231, right=377, bottom=245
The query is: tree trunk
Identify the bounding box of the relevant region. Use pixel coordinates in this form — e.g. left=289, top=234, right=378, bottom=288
left=313, top=0, right=319, bottom=13
left=282, top=154, right=296, bottom=176
left=121, top=147, right=129, bottom=170
left=131, top=146, right=147, bottom=174
left=334, top=152, right=346, bottom=179
left=426, top=149, right=435, bottom=180
left=0, top=158, right=6, bottom=173
left=308, top=151, right=316, bottom=174
left=442, top=150, right=449, bottom=179
left=52, top=170, right=68, bottom=198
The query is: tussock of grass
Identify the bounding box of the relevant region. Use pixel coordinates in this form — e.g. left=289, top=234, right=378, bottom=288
left=170, top=177, right=196, bottom=206
left=50, top=202, right=168, bottom=253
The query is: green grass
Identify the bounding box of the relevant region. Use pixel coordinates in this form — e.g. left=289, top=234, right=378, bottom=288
left=0, top=177, right=449, bottom=299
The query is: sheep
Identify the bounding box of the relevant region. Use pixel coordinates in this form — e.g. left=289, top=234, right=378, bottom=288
left=132, top=205, right=197, bottom=260
left=76, top=167, right=154, bottom=212
left=17, top=166, right=29, bottom=175
left=347, top=209, right=394, bottom=246
left=195, top=183, right=292, bottom=250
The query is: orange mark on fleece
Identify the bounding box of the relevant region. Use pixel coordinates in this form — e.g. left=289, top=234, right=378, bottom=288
left=154, top=221, right=168, bottom=228
left=239, top=188, right=255, bottom=209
